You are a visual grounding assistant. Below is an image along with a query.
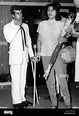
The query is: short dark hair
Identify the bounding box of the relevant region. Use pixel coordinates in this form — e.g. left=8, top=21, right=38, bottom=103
left=10, top=5, right=22, bottom=15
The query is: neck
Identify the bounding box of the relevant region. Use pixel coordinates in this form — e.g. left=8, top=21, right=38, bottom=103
left=49, top=18, right=55, bottom=22
left=49, top=17, right=55, bottom=20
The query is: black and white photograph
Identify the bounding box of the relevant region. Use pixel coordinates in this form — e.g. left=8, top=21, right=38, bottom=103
left=0, top=0, right=79, bottom=115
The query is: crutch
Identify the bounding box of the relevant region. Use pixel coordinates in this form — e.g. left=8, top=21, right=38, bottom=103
left=31, top=45, right=39, bottom=107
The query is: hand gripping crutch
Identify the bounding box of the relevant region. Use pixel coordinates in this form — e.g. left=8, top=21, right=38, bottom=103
left=31, top=45, right=39, bottom=107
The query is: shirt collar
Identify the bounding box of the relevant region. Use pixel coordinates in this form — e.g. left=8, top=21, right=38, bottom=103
left=48, top=19, right=56, bottom=23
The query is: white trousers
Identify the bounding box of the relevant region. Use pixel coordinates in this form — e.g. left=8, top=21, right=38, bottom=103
left=10, top=52, right=28, bottom=104
left=75, top=40, right=79, bottom=82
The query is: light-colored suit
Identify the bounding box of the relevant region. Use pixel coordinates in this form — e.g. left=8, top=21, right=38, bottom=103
left=3, top=20, right=34, bottom=104
left=3, top=20, right=34, bottom=64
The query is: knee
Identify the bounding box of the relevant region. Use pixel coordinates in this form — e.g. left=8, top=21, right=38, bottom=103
left=59, top=74, right=69, bottom=82
left=59, top=74, right=68, bottom=78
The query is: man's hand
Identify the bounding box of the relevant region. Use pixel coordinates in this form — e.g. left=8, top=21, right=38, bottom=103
left=30, top=56, right=39, bottom=62
left=36, top=52, right=41, bottom=62
left=14, top=20, right=22, bottom=26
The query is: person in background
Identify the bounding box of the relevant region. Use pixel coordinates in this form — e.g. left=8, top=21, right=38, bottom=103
left=3, top=5, right=35, bottom=109
left=74, top=11, right=79, bottom=83
left=62, top=8, right=79, bottom=85
left=36, top=2, right=71, bottom=109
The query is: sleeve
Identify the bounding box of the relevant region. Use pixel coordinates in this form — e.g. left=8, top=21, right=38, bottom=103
left=37, top=22, right=42, bottom=42
left=3, top=24, right=20, bottom=43
left=37, top=23, right=43, bottom=52
left=25, top=25, right=34, bottom=57
left=37, top=22, right=41, bottom=33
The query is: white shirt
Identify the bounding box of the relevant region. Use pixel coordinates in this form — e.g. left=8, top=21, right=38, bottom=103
left=37, top=19, right=64, bottom=56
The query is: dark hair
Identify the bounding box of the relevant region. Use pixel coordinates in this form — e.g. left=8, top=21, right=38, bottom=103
left=45, top=2, right=61, bottom=19
left=45, top=2, right=61, bottom=13
left=10, top=5, right=22, bottom=15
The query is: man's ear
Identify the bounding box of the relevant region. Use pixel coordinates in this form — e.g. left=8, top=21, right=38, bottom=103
left=12, top=14, right=15, bottom=19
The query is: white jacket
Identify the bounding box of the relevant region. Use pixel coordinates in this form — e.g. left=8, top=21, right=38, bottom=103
left=3, top=20, right=34, bottom=65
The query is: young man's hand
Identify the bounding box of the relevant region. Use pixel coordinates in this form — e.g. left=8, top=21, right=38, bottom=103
left=14, top=20, right=22, bottom=26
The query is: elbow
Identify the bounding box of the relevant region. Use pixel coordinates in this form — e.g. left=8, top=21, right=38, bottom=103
left=4, top=36, right=11, bottom=43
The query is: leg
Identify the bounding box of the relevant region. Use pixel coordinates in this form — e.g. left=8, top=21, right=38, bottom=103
left=55, top=75, right=60, bottom=94
left=59, top=76, right=70, bottom=106
left=55, top=75, right=64, bottom=102
left=21, top=52, right=33, bottom=106
left=20, top=52, right=27, bottom=102
left=75, top=40, right=79, bottom=82
left=75, top=58, right=79, bottom=82
left=10, top=65, right=22, bottom=104
left=54, top=55, right=71, bottom=107
left=42, top=56, right=57, bottom=107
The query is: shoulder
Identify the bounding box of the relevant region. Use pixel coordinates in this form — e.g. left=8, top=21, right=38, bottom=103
left=4, top=21, right=12, bottom=29
left=23, top=23, right=28, bottom=26
left=38, top=20, right=48, bottom=26
left=56, top=20, right=64, bottom=27
left=22, top=23, right=29, bottom=29
left=56, top=20, right=63, bottom=24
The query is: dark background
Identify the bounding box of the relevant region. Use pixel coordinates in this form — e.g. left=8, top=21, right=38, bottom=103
left=21, top=4, right=76, bottom=87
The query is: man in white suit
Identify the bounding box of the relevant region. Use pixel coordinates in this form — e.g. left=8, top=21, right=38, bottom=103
left=3, top=5, right=35, bottom=109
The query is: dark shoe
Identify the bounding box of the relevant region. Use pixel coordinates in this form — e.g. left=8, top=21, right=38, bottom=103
left=13, top=103, right=28, bottom=109
left=22, top=100, right=33, bottom=106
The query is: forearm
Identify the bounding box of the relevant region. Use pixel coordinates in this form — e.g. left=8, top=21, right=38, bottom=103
left=27, top=40, right=34, bottom=58
left=27, top=45, right=34, bottom=58
left=37, top=39, right=41, bottom=53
